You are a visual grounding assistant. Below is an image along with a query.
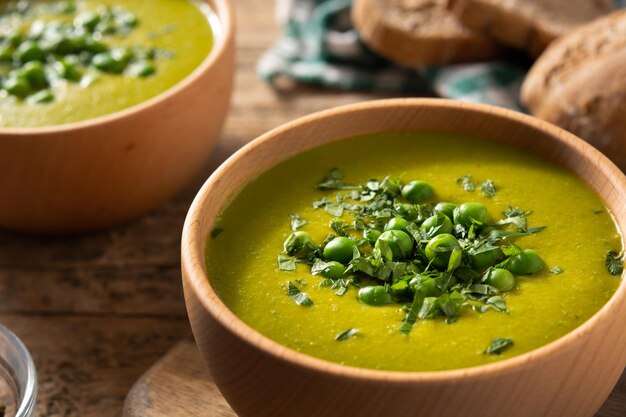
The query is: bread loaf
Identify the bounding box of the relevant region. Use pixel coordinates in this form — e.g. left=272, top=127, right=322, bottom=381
left=352, top=0, right=502, bottom=66
left=447, top=0, right=615, bottom=56
left=521, top=10, right=626, bottom=170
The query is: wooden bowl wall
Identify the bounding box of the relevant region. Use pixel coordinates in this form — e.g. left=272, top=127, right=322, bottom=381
left=182, top=99, right=626, bottom=417
left=0, top=0, right=234, bottom=234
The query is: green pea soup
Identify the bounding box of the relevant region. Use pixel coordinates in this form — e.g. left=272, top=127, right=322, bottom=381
left=206, top=132, right=623, bottom=372
left=0, top=0, right=215, bottom=127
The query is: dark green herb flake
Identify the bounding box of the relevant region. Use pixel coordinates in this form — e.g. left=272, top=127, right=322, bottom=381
left=550, top=266, right=563, bottom=275
left=605, top=250, right=624, bottom=276
left=278, top=254, right=296, bottom=272
left=457, top=175, right=475, bottom=192
left=287, top=281, right=313, bottom=306
left=210, top=228, right=224, bottom=239
left=335, top=328, right=358, bottom=341
left=480, top=179, right=496, bottom=197
left=290, top=213, right=308, bottom=230
left=484, top=338, right=514, bottom=355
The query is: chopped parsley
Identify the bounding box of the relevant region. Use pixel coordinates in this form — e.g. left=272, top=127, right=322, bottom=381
left=210, top=228, right=224, bottom=239
left=290, top=213, right=308, bottom=230
left=480, top=180, right=496, bottom=197
left=550, top=266, right=563, bottom=275
left=335, top=328, right=358, bottom=341
left=484, top=338, right=514, bottom=355
left=278, top=254, right=296, bottom=272
left=605, top=250, right=624, bottom=276
left=457, top=175, right=475, bottom=192
left=278, top=170, right=559, bottom=340
left=287, top=281, right=313, bottom=306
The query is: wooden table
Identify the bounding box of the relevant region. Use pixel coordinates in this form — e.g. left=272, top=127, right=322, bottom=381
left=0, top=1, right=622, bottom=416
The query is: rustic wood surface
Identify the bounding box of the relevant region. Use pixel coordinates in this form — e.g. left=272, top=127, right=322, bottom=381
left=0, top=0, right=623, bottom=416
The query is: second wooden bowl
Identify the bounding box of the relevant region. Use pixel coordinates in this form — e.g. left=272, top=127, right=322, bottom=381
left=182, top=99, right=626, bottom=417
left=0, top=0, right=234, bottom=234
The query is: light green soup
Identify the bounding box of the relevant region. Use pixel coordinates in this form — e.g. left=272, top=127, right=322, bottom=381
left=0, top=0, right=214, bottom=127
left=207, top=133, right=623, bottom=372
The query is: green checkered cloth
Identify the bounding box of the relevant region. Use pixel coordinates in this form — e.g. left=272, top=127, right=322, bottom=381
left=258, top=0, right=626, bottom=111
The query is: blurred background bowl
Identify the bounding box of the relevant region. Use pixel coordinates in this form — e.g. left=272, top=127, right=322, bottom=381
left=0, top=0, right=234, bottom=234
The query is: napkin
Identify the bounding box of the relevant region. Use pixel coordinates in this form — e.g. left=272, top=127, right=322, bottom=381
left=258, top=0, right=626, bottom=111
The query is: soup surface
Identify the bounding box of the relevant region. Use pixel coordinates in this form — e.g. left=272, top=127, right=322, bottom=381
left=207, top=133, right=623, bottom=372
left=0, top=0, right=214, bottom=127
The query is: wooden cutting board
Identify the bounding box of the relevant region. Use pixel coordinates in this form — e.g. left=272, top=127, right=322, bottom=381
left=123, top=338, right=625, bottom=417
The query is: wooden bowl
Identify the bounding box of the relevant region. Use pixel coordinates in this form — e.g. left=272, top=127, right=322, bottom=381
left=0, top=0, right=234, bottom=234
left=182, top=99, right=626, bottom=417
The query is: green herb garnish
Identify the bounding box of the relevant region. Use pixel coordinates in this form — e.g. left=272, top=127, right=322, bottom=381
left=550, top=266, right=563, bottom=275
left=480, top=179, right=496, bottom=197
left=457, top=175, right=475, bottom=192
left=335, top=328, right=358, bottom=341
left=605, top=250, right=624, bottom=276
left=287, top=281, right=313, bottom=306
left=210, top=228, right=224, bottom=239
left=484, top=338, right=514, bottom=355
left=290, top=213, right=308, bottom=230
left=278, top=254, right=296, bottom=272
left=279, top=170, right=554, bottom=335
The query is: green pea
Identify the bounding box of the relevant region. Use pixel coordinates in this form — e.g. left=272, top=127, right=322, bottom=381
left=470, top=247, right=502, bottom=269
left=508, top=249, right=544, bottom=275
left=75, top=11, right=102, bottom=31
left=434, top=202, right=457, bottom=220
left=0, top=45, right=14, bottom=62
left=53, top=58, right=82, bottom=81
left=357, top=286, right=394, bottom=306
left=28, top=89, right=54, bottom=104
left=320, top=261, right=346, bottom=280
left=95, top=20, right=118, bottom=35
left=20, top=61, right=48, bottom=89
left=53, top=34, right=88, bottom=55
left=395, top=203, right=419, bottom=221
left=115, top=11, right=139, bottom=28
left=283, top=231, right=315, bottom=258
left=409, top=275, right=441, bottom=297
left=58, top=1, right=77, bottom=14
left=92, top=51, right=126, bottom=73
left=3, top=75, right=31, bottom=98
left=323, top=237, right=356, bottom=264
left=15, top=41, right=45, bottom=63
left=363, top=228, right=381, bottom=245
left=485, top=268, right=517, bottom=291
left=85, top=38, right=108, bottom=54
left=453, top=202, right=491, bottom=227
left=425, top=233, right=461, bottom=268
left=401, top=180, right=434, bottom=203
left=384, top=217, right=410, bottom=232
left=7, top=33, right=23, bottom=47
left=126, top=61, right=155, bottom=78
left=420, top=213, right=453, bottom=236
left=375, top=230, right=413, bottom=261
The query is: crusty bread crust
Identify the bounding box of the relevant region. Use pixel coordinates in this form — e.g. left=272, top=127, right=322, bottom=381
left=522, top=10, right=626, bottom=112
left=530, top=49, right=626, bottom=170
left=447, top=0, right=615, bottom=56
left=352, top=0, right=502, bottom=66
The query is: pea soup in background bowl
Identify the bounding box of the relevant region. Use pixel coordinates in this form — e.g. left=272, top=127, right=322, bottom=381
left=182, top=99, right=626, bottom=417
left=0, top=0, right=234, bottom=233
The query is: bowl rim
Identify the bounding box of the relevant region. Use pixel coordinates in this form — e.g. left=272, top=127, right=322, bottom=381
left=182, top=98, right=626, bottom=381
left=0, top=0, right=234, bottom=135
